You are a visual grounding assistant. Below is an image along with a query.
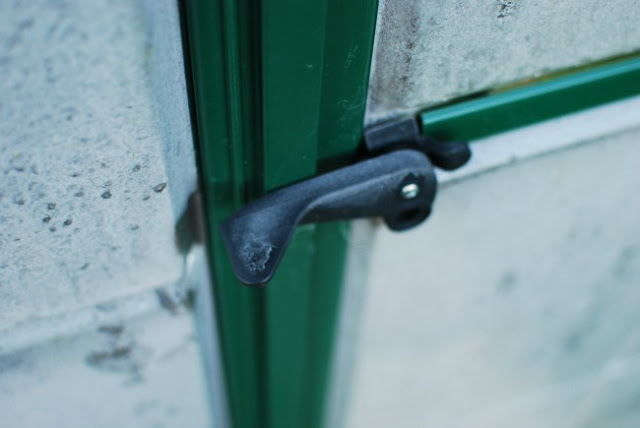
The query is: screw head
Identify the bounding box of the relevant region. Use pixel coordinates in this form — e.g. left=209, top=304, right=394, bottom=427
left=400, top=183, right=420, bottom=199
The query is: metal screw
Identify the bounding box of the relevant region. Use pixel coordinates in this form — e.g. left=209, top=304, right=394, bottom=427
left=400, top=183, right=420, bottom=199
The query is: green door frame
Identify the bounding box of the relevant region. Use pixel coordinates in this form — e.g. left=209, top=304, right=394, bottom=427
left=182, top=1, right=640, bottom=426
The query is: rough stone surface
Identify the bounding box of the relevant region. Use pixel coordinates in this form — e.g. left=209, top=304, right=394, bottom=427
left=347, top=126, right=640, bottom=427
left=365, top=0, right=640, bottom=124
left=0, top=0, right=197, bottom=331
left=0, top=2, right=214, bottom=426
left=0, top=308, right=211, bottom=428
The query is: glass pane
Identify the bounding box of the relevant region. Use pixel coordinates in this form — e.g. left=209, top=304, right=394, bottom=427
left=346, top=122, right=640, bottom=427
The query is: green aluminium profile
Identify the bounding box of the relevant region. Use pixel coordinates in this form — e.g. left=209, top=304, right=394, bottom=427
left=182, top=1, right=266, bottom=427
left=261, top=2, right=378, bottom=428
left=182, top=1, right=378, bottom=428
left=420, top=56, right=640, bottom=142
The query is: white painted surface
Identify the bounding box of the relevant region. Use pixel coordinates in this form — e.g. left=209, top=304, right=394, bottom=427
left=346, top=125, right=640, bottom=427
left=366, top=0, right=640, bottom=124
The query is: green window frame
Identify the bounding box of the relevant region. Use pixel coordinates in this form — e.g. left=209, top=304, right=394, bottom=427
left=183, top=1, right=378, bottom=427
left=182, top=1, right=640, bottom=426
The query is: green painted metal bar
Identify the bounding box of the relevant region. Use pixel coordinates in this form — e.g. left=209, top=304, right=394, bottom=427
left=183, top=0, right=378, bottom=427
left=259, top=1, right=331, bottom=426
left=307, top=3, right=379, bottom=426
left=183, top=1, right=266, bottom=427
left=420, top=56, right=640, bottom=142
left=260, top=1, right=378, bottom=427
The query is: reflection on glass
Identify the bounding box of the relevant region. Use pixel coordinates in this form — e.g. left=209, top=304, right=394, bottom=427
left=346, top=129, right=640, bottom=428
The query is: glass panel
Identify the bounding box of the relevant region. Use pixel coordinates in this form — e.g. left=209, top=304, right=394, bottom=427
left=346, top=123, right=640, bottom=427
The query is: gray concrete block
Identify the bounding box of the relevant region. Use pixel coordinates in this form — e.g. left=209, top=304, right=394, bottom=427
left=0, top=307, right=211, bottom=428
left=0, top=0, right=197, bottom=331
left=366, top=0, right=640, bottom=124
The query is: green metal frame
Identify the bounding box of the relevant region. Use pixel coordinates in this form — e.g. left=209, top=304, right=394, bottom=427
left=421, top=56, right=640, bottom=141
left=182, top=1, right=378, bottom=427
left=183, top=0, right=639, bottom=424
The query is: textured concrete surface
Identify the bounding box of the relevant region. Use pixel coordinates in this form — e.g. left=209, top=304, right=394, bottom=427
left=365, top=0, right=640, bottom=124
left=0, top=246, right=224, bottom=428
left=0, top=0, right=196, bottom=330
left=0, top=1, right=216, bottom=427
left=0, top=306, right=211, bottom=428
left=346, top=126, right=640, bottom=427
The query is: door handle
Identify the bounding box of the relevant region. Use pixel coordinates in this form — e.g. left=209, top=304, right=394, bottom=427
left=220, top=117, right=471, bottom=286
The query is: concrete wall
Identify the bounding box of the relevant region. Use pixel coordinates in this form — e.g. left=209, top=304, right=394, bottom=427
left=366, top=0, right=640, bottom=124
left=0, top=1, right=217, bottom=427
left=0, top=303, right=211, bottom=428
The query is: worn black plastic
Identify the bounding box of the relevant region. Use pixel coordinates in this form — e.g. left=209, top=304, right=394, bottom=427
left=364, top=117, right=471, bottom=170
left=220, top=150, right=437, bottom=286
left=220, top=117, right=472, bottom=286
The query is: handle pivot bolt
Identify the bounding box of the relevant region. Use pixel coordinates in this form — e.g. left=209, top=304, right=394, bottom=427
left=401, top=183, right=420, bottom=199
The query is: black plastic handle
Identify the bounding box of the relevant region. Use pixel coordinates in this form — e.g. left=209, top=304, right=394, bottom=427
left=220, top=150, right=437, bottom=286
left=364, top=117, right=471, bottom=171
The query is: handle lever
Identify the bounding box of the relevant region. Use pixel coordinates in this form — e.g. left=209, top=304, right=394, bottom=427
left=364, top=117, right=471, bottom=170
left=220, top=150, right=437, bottom=286
left=220, top=117, right=471, bottom=286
